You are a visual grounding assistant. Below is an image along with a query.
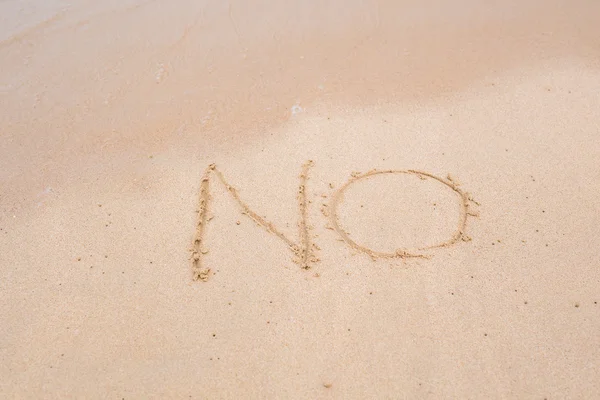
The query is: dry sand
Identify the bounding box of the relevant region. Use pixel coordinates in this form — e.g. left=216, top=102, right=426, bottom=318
left=1, top=0, right=600, bottom=398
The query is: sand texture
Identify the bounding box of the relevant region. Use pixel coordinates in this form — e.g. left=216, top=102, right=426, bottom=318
left=1, top=0, right=600, bottom=398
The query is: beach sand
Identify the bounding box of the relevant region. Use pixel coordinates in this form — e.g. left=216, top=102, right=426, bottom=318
left=1, top=0, right=600, bottom=398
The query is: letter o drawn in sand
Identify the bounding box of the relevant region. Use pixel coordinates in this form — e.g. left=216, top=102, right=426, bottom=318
left=329, top=169, right=474, bottom=260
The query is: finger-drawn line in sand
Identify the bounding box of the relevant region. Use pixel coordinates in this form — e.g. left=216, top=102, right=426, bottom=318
left=191, top=162, right=478, bottom=282
left=328, top=169, right=477, bottom=260
left=191, top=167, right=212, bottom=282
left=191, top=161, right=317, bottom=281
left=298, top=161, right=316, bottom=269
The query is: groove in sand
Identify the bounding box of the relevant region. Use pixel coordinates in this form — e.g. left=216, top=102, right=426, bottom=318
left=328, top=169, right=475, bottom=260
left=191, top=162, right=316, bottom=281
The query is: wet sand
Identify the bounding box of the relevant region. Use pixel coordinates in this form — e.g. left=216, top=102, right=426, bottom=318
left=1, top=0, right=600, bottom=398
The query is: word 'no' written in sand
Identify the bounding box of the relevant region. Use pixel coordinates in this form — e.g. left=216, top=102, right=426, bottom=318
left=191, top=161, right=480, bottom=282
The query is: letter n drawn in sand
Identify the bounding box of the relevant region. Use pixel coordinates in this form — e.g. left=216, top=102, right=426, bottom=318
left=191, top=161, right=316, bottom=281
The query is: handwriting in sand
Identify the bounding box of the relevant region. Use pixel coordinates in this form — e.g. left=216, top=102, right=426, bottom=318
left=191, top=162, right=479, bottom=281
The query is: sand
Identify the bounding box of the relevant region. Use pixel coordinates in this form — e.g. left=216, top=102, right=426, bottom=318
left=1, top=0, right=600, bottom=398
